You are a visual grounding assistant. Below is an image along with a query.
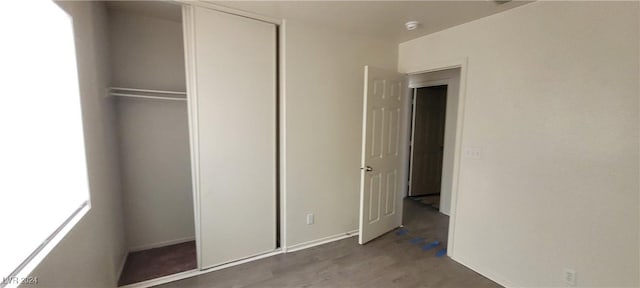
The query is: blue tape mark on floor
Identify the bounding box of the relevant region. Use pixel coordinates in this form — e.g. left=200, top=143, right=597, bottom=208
left=394, top=227, right=445, bottom=259
left=421, top=241, right=440, bottom=251
left=395, top=229, right=408, bottom=236
left=409, top=237, right=425, bottom=244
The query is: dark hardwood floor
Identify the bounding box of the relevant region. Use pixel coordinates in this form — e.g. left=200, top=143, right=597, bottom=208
left=156, top=199, right=501, bottom=288
left=118, top=241, right=197, bottom=286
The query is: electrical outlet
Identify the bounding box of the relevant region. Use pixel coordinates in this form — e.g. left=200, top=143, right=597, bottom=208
left=563, top=268, right=576, bottom=286
left=306, top=213, right=315, bottom=225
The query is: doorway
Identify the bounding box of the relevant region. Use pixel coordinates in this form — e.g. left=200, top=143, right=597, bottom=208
left=358, top=66, right=463, bottom=254
left=399, top=84, right=451, bottom=256
left=401, top=67, right=462, bottom=256
left=405, top=68, right=461, bottom=217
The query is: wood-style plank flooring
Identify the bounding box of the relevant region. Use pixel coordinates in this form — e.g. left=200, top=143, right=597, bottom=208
left=157, top=199, right=501, bottom=287
left=118, top=241, right=197, bottom=286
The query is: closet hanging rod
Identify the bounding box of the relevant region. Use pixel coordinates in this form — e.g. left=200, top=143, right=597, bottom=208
left=110, top=87, right=187, bottom=95
left=110, top=92, right=187, bottom=102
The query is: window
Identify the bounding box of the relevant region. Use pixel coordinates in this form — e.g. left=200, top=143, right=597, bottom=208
left=0, top=0, right=90, bottom=283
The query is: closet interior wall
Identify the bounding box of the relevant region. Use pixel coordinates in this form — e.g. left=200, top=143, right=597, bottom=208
left=106, top=3, right=195, bottom=251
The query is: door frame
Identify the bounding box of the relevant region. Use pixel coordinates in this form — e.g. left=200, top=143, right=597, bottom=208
left=407, top=79, right=451, bottom=198
left=401, top=58, right=468, bottom=258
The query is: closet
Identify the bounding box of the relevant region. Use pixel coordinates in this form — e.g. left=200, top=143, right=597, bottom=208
left=107, top=2, right=195, bottom=285
left=106, top=1, right=279, bottom=285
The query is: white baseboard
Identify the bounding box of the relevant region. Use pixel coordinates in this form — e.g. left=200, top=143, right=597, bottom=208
left=450, top=255, right=516, bottom=288
left=128, top=236, right=196, bottom=252
left=285, top=229, right=359, bottom=253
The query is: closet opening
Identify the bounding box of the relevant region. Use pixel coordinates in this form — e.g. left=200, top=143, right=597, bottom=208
left=105, top=1, right=197, bottom=285
left=108, top=1, right=283, bottom=285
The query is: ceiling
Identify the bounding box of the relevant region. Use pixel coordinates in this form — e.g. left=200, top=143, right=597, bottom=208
left=105, top=1, right=532, bottom=43
left=212, top=1, right=532, bottom=43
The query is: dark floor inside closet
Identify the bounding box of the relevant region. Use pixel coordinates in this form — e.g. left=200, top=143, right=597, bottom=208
left=118, top=241, right=197, bottom=286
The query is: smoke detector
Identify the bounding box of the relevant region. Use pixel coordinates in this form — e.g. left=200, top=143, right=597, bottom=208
left=405, top=21, right=419, bottom=31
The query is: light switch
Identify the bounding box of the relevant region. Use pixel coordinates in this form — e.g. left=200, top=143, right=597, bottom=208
left=463, top=147, right=482, bottom=159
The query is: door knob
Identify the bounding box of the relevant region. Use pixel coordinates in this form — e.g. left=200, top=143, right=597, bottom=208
left=360, top=166, right=373, bottom=172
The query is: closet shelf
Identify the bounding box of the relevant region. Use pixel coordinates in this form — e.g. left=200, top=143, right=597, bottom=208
left=109, top=87, right=187, bottom=101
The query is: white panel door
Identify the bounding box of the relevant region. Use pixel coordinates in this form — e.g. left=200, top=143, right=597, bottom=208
left=187, top=6, right=277, bottom=268
left=359, top=66, right=405, bottom=244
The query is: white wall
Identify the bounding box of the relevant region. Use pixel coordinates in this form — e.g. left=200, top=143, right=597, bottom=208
left=116, top=99, right=194, bottom=250
left=108, top=9, right=194, bottom=250
left=26, top=1, right=126, bottom=287
left=284, top=20, right=398, bottom=247
left=109, top=9, right=186, bottom=92
left=409, top=68, right=460, bottom=216
left=399, top=2, right=639, bottom=287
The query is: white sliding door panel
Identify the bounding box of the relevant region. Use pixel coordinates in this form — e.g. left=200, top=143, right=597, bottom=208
left=189, top=6, right=277, bottom=268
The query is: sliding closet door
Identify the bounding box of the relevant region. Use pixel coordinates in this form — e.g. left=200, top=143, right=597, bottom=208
left=186, top=6, right=277, bottom=268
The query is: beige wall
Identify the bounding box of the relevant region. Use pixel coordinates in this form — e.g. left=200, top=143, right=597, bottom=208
left=108, top=9, right=186, bottom=92
left=28, top=1, right=126, bottom=287
left=108, top=8, right=194, bottom=251
left=399, top=2, right=639, bottom=287
left=115, top=99, right=194, bottom=250
left=283, top=20, right=398, bottom=247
